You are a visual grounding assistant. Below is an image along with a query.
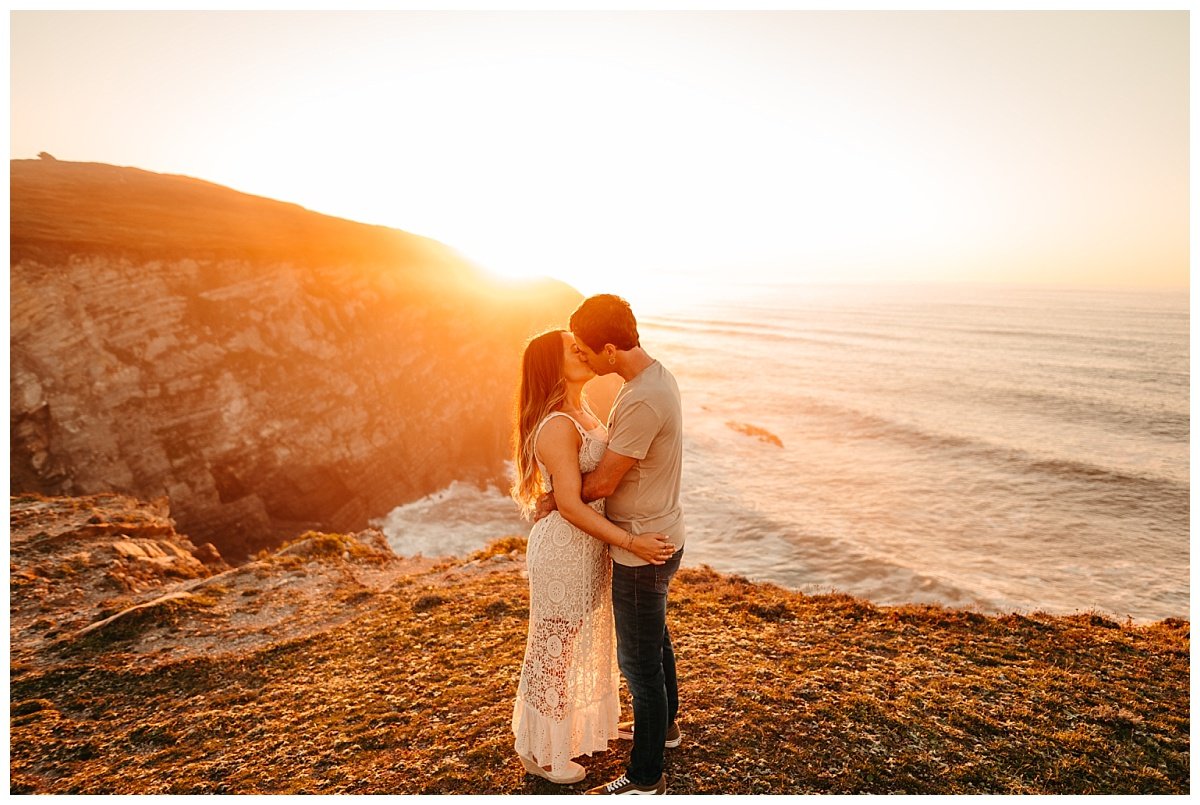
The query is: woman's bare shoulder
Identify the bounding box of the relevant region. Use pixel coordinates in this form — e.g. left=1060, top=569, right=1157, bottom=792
left=540, top=415, right=585, bottom=472
left=535, top=414, right=583, bottom=458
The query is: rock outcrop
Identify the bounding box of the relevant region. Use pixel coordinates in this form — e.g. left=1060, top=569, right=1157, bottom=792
left=10, top=493, right=225, bottom=655
left=9, top=493, right=438, bottom=669
left=10, top=159, right=580, bottom=559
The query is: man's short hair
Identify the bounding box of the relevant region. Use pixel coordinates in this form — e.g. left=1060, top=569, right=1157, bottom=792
left=569, top=294, right=640, bottom=353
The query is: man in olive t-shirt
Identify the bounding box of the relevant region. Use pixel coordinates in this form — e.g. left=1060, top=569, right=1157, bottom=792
left=567, top=294, right=684, bottom=796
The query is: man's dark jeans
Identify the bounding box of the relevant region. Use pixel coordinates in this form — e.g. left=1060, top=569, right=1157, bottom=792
left=612, top=549, right=683, bottom=786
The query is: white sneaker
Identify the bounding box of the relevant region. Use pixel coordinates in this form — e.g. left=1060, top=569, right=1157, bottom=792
left=585, top=773, right=667, bottom=795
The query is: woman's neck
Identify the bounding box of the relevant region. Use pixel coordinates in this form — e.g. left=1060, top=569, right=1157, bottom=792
left=561, top=382, right=586, bottom=413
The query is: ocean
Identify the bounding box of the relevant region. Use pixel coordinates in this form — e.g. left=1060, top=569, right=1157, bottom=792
left=376, top=283, right=1189, bottom=623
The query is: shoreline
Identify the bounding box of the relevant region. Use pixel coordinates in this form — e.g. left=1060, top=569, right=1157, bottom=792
left=375, top=480, right=1187, bottom=627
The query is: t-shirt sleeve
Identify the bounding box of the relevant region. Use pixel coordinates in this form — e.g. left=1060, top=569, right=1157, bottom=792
left=607, top=399, right=660, bottom=460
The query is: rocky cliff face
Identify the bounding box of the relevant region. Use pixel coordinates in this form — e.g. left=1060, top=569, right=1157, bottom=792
left=10, top=159, right=580, bottom=559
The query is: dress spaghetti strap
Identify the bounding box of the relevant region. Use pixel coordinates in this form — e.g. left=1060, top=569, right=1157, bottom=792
left=533, top=412, right=603, bottom=491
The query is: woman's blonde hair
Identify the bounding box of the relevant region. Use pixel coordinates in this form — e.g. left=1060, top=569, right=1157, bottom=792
left=511, top=329, right=568, bottom=518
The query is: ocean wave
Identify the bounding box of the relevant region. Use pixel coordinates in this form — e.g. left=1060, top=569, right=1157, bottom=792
left=646, top=314, right=921, bottom=343
left=943, top=325, right=1163, bottom=348
left=992, top=387, right=1189, bottom=442
left=370, top=480, right=526, bottom=558
left=649, top=309, right=1183, bottom=352
left=647, top=318, right=1180, bottom=368
left=783, top=395, right=1188, bottom=511
left=676, top=502, right=999, bottom=612
left=368, top=469, right=995, bottom=612
left=646, top=319, right=832, bottom=347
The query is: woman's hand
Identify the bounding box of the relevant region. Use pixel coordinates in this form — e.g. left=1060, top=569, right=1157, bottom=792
left=628, top=532, right=677, bottom=565
left=532, top=492, right=557, bottom=522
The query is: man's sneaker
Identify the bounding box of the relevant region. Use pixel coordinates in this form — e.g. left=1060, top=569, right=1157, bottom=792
left=585, top=774, right=667, bottom=795
left=616, top=720, right=682, bottom=748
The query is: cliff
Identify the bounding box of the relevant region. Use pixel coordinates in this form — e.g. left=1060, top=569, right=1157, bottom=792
left=8, top=495, right=1189, bottom=795
left=10, top=159, right=581, bottom=559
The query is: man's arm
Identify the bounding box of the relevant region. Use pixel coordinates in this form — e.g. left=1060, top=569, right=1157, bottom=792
left=536, top=397, right=651, bottom=518
left=579, top=449, right=638, bottom=503
left=534, top=448, right=637, bottom=520
left=536, top=419, right=674, bottom=564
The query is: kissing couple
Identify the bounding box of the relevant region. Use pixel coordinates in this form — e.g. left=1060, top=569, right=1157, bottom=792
left=510, top=294, right=685, bottom=795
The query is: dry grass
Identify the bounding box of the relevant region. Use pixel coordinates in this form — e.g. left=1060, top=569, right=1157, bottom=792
left=9, top=541, right=1189, bottom=794
left=262, top=531, right=393, bottom=565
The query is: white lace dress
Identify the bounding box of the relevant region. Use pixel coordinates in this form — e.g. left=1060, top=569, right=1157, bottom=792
left=512, top=412, right=620, bottom=774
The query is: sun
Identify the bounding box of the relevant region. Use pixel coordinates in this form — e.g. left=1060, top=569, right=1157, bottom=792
left=449, top=233, right=585, bottom=288
left=452, top=237, right=686, bottom=314
left=468, top=251, right=553, bottom=284
left=423, top=226, right=684, bottom=326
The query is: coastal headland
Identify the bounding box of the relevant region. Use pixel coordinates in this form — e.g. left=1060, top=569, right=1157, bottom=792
left=9, top=494, right=1189, bottom=794
left=10, top=158, right=580, bottom=562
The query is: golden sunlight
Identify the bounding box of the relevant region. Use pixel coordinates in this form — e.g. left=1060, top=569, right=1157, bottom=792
left=7, top=12, right=1190, bottom=796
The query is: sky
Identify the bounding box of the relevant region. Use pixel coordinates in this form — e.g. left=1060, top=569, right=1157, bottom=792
left=9, top=10, right=1190, bottom=298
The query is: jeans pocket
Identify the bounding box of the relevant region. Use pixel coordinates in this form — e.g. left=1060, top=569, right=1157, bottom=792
left=653, top=553, right=679, bottom=595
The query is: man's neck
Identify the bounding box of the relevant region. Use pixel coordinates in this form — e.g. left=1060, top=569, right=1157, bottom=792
left=614, top=347, right=655, bottom=382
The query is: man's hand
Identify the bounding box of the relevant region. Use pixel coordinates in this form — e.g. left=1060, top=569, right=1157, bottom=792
left=533, top=491, right=558, bottom=523
left=627, top=532, right=677, bottom=565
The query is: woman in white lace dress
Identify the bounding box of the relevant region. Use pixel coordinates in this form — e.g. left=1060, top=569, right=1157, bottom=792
left=510, top=329, right=676, bottom=785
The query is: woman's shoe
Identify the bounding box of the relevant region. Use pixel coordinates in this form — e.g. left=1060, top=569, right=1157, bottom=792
left=518, top=753, right=587, bottom=784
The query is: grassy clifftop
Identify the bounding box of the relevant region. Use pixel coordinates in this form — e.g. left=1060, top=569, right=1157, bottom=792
left=9, top=158, right=464, bottom=272
left=9, top=529, right=1188, bottom=794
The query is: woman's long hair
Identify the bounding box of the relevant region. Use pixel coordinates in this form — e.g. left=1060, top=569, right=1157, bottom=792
left=511, top=329, right=568, bottom=518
